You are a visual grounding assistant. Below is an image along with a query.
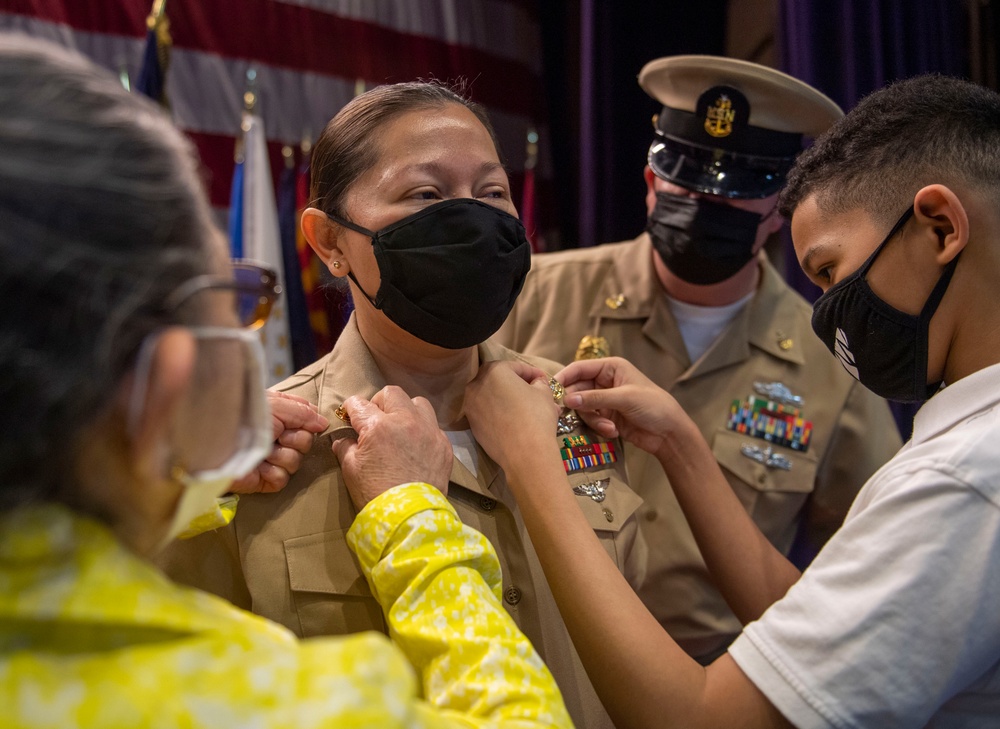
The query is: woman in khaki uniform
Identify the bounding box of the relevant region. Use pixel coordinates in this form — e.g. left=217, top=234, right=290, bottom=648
left=159, top=82, right=641, bottom=729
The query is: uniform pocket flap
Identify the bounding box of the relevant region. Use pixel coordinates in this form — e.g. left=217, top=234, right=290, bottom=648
left=284, top=529, right=373, bottom=598
left=712, top=429, right=818, bottom=494
left=568, top=469, right=643, bottom=532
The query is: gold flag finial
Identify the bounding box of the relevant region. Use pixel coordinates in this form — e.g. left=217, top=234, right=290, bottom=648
left=243, top=67, right=258, bottom=114
left=146, top=0, right=168, bottom=30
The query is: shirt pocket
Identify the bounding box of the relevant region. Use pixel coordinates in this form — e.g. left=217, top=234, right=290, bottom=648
left=567, top=465, right=643, bottom=568
left=284, top=529, right=388, bottom=638
left=711, top=428, right=819, bottom=547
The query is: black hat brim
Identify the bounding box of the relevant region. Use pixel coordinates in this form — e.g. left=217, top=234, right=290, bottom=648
left=648, top=134, right=793, bottom=200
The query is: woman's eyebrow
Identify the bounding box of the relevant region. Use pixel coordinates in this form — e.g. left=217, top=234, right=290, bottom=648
left=400, top=160, right=505, bottom=176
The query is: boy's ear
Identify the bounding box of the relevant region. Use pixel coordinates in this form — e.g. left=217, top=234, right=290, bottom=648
left=912, top=184, right=969, bottom=266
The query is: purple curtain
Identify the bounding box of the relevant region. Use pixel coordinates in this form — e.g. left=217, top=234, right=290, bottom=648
left=780, top=0, right=967, bottom=113
left=777, top=0, right=969, bottom=439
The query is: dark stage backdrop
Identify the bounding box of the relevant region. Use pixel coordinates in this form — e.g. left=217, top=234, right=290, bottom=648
left=776, top=0, right=970, bottom=438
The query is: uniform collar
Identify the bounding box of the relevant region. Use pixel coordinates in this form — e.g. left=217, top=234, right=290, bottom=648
left=315, top=316, right=502, bottom=497
left=678, top=260, right=807, bottom=380
left=586, top=233, right=663, bottom=320
left=746, top=258, right=807, bottom=367
left=586, top=235, right=806, bottom=373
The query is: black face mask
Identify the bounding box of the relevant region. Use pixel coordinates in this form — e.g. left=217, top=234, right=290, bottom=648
left=330, top=198, right=531, bottom=349
left=646, top=191, right=765, bottom=285
left=811, top=207, right=960, bottom=403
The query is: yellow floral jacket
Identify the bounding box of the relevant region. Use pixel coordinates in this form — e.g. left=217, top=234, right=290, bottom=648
left=0, top=483, right=571, bottom=728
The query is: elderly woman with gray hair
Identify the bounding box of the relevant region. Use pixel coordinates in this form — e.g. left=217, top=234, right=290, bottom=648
left=0, top=34, right=569, bottom=728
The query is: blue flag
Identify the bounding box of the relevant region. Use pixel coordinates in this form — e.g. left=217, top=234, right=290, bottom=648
left=134, top=3, right=170, bottom=105
left=227, top=159, right=244, bottom=258
left=277, top=155, right=316, bottom=370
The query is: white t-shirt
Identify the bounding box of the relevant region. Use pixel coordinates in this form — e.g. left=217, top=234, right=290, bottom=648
left=729, top=362, right=1000, bottom=728
left=666, top=291, right=754, bottom=363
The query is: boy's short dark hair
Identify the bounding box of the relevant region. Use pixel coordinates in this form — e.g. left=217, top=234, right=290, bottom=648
left=780, top=74, right=1000, bottom=228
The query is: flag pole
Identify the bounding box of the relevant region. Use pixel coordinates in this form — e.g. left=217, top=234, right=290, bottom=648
left=525, top=128, right=538, bottom=171
left=522, top=128, right=539, bottom=252
left=136, top=0, right=171, bottom=106
left=151, top=0, right=167, bottom=23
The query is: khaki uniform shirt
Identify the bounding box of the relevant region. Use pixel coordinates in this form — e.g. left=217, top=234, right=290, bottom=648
left=159, top=316, right=643, bottom=729
left=495, top=234, right=902, bottom=659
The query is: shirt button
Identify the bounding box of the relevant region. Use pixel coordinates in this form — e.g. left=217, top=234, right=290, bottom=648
left=504, top=586, right=522, bottom=605
left=644, top=509, right=657, bottom=522
left=479, top=496, right=497, bottom=511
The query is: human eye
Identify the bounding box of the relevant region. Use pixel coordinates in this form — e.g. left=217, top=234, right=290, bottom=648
left=477, top=184, right=510, bottom=203
left=410, top=188, right=442, bottom=201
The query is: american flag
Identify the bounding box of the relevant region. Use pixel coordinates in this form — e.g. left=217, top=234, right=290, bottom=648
left=0, top=0, right=550, bottom=222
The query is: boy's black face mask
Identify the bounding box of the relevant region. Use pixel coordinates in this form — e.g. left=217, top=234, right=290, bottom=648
left=810, top=207, right=960, bottom=403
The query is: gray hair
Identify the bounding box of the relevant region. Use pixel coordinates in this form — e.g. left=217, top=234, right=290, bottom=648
left=0, top=34, right=216, bottom=507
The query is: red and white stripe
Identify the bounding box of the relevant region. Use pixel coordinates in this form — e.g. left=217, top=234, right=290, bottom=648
left=0, top=1, right=550, bottom=212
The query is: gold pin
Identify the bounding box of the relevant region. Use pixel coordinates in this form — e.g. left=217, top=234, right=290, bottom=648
left=548, top=377, right=565, bottom=404
left=575, top=334, right=610, bottom=361
left=604, top=293, right=627, bottom=310
left=778, top=338, right=794, bottom=350
left=334, top=405, right=351, bottom=424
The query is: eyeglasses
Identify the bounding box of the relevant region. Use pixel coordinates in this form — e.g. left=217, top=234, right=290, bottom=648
left=165, top=260, right=281, bottom=330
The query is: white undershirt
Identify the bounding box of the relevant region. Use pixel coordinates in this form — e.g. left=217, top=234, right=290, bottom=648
left=666, top=291, right=754, bottom=363
left=445, top=429, right=479, bottom=478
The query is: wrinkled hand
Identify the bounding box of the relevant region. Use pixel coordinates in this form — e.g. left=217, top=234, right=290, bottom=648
left=558, top=356, right=694, bottom=458
left=230, top=391, right=329, bottom=494
left=333, top=386, right=453, bottom=510
left=464, top=361, right=561, bottom=473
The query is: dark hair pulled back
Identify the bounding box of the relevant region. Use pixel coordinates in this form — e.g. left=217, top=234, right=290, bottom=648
left=309, top=81, right=502, bottom=219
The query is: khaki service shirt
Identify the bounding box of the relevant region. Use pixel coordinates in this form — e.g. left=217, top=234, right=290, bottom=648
left=495, top=234, right=903, bottom=659
left=159, top=316, right=643, bottom=729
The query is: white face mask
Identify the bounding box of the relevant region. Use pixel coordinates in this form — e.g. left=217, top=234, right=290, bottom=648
left=129, top=326, right=272, bottom=551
